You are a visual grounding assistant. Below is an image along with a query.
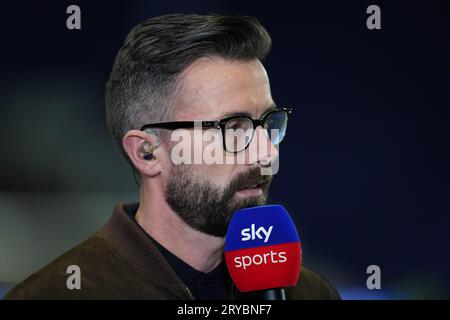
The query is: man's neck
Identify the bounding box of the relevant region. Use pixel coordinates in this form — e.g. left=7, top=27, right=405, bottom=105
left=135, top=185, right=225, bottom=273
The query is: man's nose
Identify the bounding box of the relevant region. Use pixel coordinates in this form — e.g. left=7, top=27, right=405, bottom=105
left=246, top=126, right=279, bottom=167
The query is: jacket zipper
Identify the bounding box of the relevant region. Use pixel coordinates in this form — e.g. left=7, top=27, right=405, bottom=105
left=183, top=286, right=195, bottom=300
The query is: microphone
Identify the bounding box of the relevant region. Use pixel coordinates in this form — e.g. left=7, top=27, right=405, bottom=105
left=224, top=205, right=302, bottom=300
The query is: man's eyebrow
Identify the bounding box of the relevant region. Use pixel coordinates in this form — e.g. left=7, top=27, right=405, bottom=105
left=217, top=110, right=252, bottom=119
left=261, top=103, right=277, bottom=116
left=217, top=102, right=278, bottom=119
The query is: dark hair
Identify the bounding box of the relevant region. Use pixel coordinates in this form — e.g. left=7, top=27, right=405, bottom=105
left=105, top=13, right=272, bottom=173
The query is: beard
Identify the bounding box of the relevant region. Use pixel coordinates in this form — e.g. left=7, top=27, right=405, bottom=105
left=165, top=165, right=272, bottom=237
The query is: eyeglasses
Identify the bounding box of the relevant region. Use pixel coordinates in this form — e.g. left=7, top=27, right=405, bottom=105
left=140, top=107, right=292, bottom=153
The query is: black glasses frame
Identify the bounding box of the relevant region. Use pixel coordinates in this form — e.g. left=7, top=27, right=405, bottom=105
left=140, top=107, right=293, bottom=153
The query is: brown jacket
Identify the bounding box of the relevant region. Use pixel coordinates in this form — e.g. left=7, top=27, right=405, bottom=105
left=4, top=203, right=340, bottom=300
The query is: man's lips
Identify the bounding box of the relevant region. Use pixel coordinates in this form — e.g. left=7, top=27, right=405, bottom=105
left=235, top=184, right=265, bottom=198
left=237, top=180, right=270, bottom=196
left=244, top=178, right=271, bottom=188
left=241, top=182, right=264, bottom=189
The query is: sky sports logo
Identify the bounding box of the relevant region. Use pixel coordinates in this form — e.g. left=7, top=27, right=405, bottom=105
left=236, top=224, right=287, bottom=270
left=224, top=205, right=302, bottom=292
left=241, top=224, right=273, bottom=243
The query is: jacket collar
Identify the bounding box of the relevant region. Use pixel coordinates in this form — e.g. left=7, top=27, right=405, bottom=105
left=98, top=202, right=194, bottom=299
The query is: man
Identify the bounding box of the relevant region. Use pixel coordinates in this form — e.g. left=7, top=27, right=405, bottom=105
left=5, top=14, right=339, bottom=300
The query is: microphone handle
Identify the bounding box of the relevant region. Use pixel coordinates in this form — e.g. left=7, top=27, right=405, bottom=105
left=261, top=288, right=286, bottom=300
left=238, top=288, right=286, bottom=300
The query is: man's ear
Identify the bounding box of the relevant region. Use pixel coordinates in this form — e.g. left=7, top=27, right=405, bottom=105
left=122, top=129, right=162, bottom=178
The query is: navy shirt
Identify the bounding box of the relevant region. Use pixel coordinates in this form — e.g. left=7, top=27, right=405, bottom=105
left=152, top=239, right=233, bottom=300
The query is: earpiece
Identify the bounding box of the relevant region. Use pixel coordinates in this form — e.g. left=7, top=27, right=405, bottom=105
left=141, top=142, right=155, bottom=161
left=140, top=129, right=160, bottom=161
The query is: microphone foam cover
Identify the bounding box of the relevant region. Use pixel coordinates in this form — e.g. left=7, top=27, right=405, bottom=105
left=224, top=205, right=302, bottom=292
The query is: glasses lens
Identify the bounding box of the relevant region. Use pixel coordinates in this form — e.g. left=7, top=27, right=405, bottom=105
left=224, top=117, right=254, bottom=152
left=264, top=110, right=288, bottom=145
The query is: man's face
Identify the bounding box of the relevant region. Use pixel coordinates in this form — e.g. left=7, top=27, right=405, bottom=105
left=164, top=57, right=279, bottom=237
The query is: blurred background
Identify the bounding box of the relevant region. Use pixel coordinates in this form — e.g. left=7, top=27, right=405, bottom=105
left=1, top=0, right=449, bottom=299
